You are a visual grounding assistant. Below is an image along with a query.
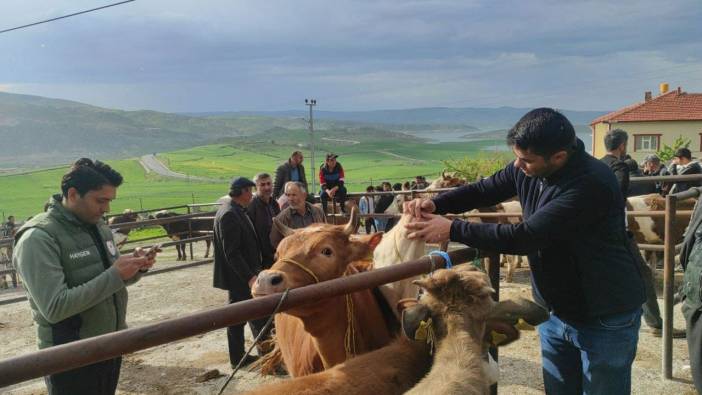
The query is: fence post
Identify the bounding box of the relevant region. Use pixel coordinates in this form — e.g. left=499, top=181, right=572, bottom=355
left=662, top=194, right=676, bottom=379
left=187, top=206, right=194, bottom=261
left=487, top=251, right=501, bottom=395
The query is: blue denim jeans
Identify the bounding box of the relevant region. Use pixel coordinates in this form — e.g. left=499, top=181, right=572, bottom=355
left=538, top=308, right=642, bottom=395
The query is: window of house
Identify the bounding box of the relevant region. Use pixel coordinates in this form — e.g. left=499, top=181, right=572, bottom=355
left=633, top=134, right=660, bottom=152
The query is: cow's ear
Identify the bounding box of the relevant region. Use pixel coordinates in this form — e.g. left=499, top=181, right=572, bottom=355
left=367, top=232, right=383, bottom=251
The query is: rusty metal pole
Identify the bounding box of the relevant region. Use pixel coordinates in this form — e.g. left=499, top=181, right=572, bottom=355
left=662, top=194, right=676, bottom=379
left=487, top=251, right=500, bottom=395
left=187, top=206, right=194, bottom=260
left=0, top=248, right=479, bottom=387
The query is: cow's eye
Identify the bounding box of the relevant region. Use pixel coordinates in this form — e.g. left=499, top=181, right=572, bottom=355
left=321, top=247, right=333, bottom=256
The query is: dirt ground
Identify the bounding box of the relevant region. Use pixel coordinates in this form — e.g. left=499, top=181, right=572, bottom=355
left=0, top=241, right=697, bottom=394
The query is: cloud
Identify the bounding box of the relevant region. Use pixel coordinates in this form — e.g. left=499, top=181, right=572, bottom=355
left=0, top=0, right=700, bottom=111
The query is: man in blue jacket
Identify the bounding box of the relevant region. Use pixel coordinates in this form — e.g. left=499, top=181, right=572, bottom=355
left=405, top=108, right=645, bottom=395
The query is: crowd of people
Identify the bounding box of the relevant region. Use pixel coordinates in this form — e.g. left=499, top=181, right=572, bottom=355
left=11, top=108, right=702, bottom=395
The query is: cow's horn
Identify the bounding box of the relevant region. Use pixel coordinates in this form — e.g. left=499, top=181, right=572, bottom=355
left=343, top=206, right=360, bottom=235
left=441, top=170, right=447, bottom=179
left=273, top=217, right=295, bottom=237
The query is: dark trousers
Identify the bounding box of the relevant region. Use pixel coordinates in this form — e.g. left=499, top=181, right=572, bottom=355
left=365, top=217, right=377, bottom=234
left=45, top=357, right=121, bottom=395
left=627, top=234, right=663, bottom=328
left=685, top=306, right=702, bottom=393
left=227, top=291, right=271, bottom=365
left=320, top=186, right=347, bottom=213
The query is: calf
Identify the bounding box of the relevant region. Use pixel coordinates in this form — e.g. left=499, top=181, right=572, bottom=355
left=152, top=211, right=213, bottom=260
left=107, top=209, right=139, bottom=246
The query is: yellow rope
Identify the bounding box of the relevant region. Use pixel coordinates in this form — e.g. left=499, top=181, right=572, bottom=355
left=278, top=257, right=356, bottom=357
left=279, top=258, right=320, bottom=284
left=344, top=293, right=356, bottom=358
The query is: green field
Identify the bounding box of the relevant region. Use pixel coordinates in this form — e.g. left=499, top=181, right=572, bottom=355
left=0, top=130, right=508, bottom=220
left=161, top=130, right=506, bottom=187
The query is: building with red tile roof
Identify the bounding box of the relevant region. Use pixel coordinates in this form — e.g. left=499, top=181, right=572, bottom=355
left=591, top=85, right=702, bottom=161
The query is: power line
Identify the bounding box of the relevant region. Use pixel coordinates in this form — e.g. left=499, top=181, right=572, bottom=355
left=0, top=0, right=136, bottom=35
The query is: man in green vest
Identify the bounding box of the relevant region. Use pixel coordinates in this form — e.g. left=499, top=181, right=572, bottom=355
left=13, top=158, right=157, bottom=395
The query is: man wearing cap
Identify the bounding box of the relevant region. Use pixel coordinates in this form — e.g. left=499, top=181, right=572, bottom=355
left=213, top=177, right=269, bottom=367
left=319, top=153, right=347, bottom=214
left=667, top=148, right=702, bottom=195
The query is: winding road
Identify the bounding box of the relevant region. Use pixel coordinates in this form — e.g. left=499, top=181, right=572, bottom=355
left=139, top=155, right=224, bottom=182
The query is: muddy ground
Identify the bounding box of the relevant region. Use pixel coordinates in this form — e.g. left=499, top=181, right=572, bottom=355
left=0, top=241, right=696, bottom=394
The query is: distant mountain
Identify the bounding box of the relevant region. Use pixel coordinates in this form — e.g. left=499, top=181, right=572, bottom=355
left=0, top=92, right=252, bottom=167
left=188, top=106, right=608, bottom=131
left=0, top=91, right=604, bottom=168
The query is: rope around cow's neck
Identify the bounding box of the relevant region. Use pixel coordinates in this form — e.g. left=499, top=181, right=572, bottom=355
left=278, top=257, right=357, bottom=359
left=216, top=288, right=290, bottom=395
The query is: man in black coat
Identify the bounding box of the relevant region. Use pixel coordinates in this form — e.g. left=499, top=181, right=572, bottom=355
left=246, top=173, right=280, bottom=269
left=599, top=129, right=685, bottom=338
left=213, top=177, right=269, bottom=367
left=273, top=151, right=308, bottom=200
left=405, top=108, right=645, bottom=394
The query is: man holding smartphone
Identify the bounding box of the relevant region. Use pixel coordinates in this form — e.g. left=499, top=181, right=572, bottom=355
left=14, top=158, right=157, bottom=395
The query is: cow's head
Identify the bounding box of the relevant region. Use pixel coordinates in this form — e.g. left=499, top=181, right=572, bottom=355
left=252, top=207, right=382, bottom=301
left=428, top=171, right=466, bottom=189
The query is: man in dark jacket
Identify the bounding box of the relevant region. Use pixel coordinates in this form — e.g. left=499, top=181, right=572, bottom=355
left=678, top=187, right=702, bottom=393
left=273, top=151, right=308, bottom=200
left=599, top=128, right=630, bottom=197
left=213, top=177, right=269, bottom=367
left=668, top=148, right=702, bottom=195
left=246, top=173, right=280, bottom=269
left=600, top=129, right=685, bottom=338
left=405, top=108, right=645, bottom=394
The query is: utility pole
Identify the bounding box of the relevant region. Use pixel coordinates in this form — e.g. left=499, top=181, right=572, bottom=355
left=305, top=98, right=317, bottom=193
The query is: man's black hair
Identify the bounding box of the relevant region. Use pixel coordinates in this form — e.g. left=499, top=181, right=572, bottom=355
left=61, top=158, right=123, bottom=198
left=604, top=129, right=629, bottom=152
left=506, top=108, right=577, bottom=158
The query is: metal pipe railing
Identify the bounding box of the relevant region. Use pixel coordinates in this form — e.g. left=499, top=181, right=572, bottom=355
left=0, top=248, right=479, bottom=388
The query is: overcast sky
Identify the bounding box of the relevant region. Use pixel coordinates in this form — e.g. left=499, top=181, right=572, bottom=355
left=0, top=0, right=700, bottom=113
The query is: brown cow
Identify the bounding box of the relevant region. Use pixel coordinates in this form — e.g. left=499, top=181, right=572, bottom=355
left=252, top=208, right=394, bottom=376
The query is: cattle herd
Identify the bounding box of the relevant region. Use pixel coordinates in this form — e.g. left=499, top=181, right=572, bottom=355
left=10, top=174, right=686, bottom=393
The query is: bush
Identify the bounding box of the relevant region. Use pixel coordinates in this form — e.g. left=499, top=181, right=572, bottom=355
left=657, top=135, right=690, bottom=162
left=441, top=155, right=510, bottom=182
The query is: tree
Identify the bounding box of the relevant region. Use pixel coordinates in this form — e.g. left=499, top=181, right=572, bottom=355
left=657, top=135, right=690, bottom=162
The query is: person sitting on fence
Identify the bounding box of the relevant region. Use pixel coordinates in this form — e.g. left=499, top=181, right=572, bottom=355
left=359, top=185, right=377, bottom=234
left=319, top=153, right=347, bottom=214
left=270, top=181, right=326, bottom=248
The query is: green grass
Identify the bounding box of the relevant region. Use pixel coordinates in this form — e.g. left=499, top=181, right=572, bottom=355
left=0, top=159, right=225, bottom=221
left=0, top=130, right=510, bottom=220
